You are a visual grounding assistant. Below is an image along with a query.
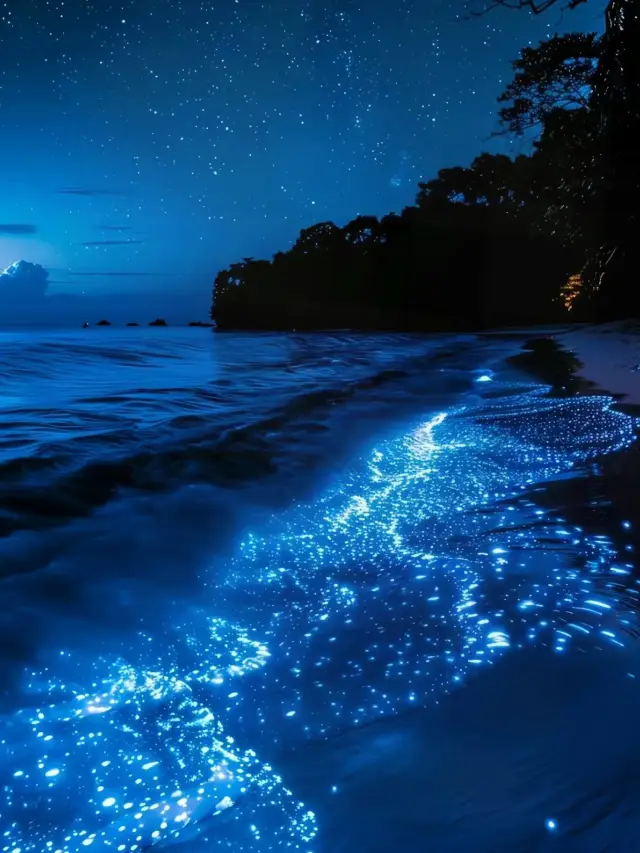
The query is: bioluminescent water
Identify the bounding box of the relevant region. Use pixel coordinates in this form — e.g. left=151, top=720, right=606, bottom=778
left=0, top=330, right=638, bottom=852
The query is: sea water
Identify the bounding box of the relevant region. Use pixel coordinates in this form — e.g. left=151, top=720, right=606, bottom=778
left=0, top=327, right=638, bottom=852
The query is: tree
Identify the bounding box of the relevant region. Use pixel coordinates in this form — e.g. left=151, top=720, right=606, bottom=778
left=343, top=215, right=381, bottom=245
left=469, top=0, right=640, bottom=318
left=291, top=221, right=344, bottom=254
left=416, top=153, right=534, bottom=213
left=528, top=106, right=600, bottom=247
left=468, top=0, right=588, bottom=13
left=586, top=0, right=640, bottom=315
left=417, top=165, right=481, bottom=206
left=496, top=32, right=600, bottom=136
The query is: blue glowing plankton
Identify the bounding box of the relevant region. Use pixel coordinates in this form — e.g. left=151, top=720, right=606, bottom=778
left=0, top=619, right=316, bottom=852
left=0, top=380, right=637, bottom=851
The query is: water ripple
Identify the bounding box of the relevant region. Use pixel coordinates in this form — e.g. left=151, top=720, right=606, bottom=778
left=1, top=380, right=637, bottom=852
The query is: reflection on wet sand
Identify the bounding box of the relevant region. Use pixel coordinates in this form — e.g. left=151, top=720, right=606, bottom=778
left=1, top=377, right=638, bottom=852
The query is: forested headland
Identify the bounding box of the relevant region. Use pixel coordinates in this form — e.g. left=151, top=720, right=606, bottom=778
left=212, top=0, right=639, bottom=331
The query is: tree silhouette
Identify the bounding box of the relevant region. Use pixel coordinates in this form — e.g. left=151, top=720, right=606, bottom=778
left=467, top=0, right=640, bottom=317
left=211, top=179, right=576, bottom=331
left=587, top=0, right=640, bottom=315
left=212, top=19, right=638, bottom=330
left=467, top=0, right=588, bottom=13
left=417, top=153, right=535, bottom=214
left=496, top=32, right=600, bottom=136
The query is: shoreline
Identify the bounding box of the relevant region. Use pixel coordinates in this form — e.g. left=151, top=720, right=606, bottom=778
left=555, top=322, right=640, bottom=409
left=165, top=335, right=640, bottom=853
left=3, top=327, right=640, bottom=853
left=496, top=325, right=640, bottom=416
left=269, top=341, right=640, bottom=853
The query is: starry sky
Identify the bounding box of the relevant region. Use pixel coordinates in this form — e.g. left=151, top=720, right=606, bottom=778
left=0, top=0, right=603, bottom=323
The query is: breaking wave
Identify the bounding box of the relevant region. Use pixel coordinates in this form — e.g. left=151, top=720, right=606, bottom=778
left=1, top=336, right=638, bottom=852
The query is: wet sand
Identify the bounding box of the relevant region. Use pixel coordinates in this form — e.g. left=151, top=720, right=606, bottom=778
left=277, top=644, right=640, bottom=853
left=171, top=334, right=640, bottom=853
left=271, top=336, right=640, bottom=853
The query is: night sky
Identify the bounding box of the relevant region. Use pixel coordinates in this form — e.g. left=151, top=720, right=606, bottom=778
left=0, top=0, right=602, bottom=323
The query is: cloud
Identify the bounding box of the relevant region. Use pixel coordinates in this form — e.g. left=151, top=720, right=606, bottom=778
left=0, top=224, right=37, bottom=235
left=0, top=260, right=49, bottom=301
left=79, top=240, right=144, bottom=247
left=56, top=188, right=128, bottom=196
left=0, top=260, right=204, bottom=325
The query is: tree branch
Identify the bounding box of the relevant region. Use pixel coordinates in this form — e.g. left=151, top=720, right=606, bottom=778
left=464, top=0, right=588, bottom=18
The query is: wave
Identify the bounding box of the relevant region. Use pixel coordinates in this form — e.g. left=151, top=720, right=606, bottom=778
left=1, top=367, right=638, bottom=852
left=0, top=337, right=486, bottom=540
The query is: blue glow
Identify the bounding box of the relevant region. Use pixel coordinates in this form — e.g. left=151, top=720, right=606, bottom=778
left=0, top=381, right=637, bottom=850
left=545, top=818, right=558, bottom=832
left=0, top=618, right=317, bottom=852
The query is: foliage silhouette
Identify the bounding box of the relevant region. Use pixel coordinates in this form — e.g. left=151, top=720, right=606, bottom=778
left=495, top=32, right=599, bottom=137
left=469, top=0, right=640, bottom=319
left=212, top=192, right=577, bottom=330
left=212, top=3, right=639, bottom=329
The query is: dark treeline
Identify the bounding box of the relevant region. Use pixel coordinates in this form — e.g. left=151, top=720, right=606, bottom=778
left=212, top=0, right=638, bottom=331
left=212, top=201, right=576, bottom=331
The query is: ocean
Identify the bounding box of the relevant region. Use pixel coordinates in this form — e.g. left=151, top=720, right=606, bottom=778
left=1, top=326, right=639, bottom=853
